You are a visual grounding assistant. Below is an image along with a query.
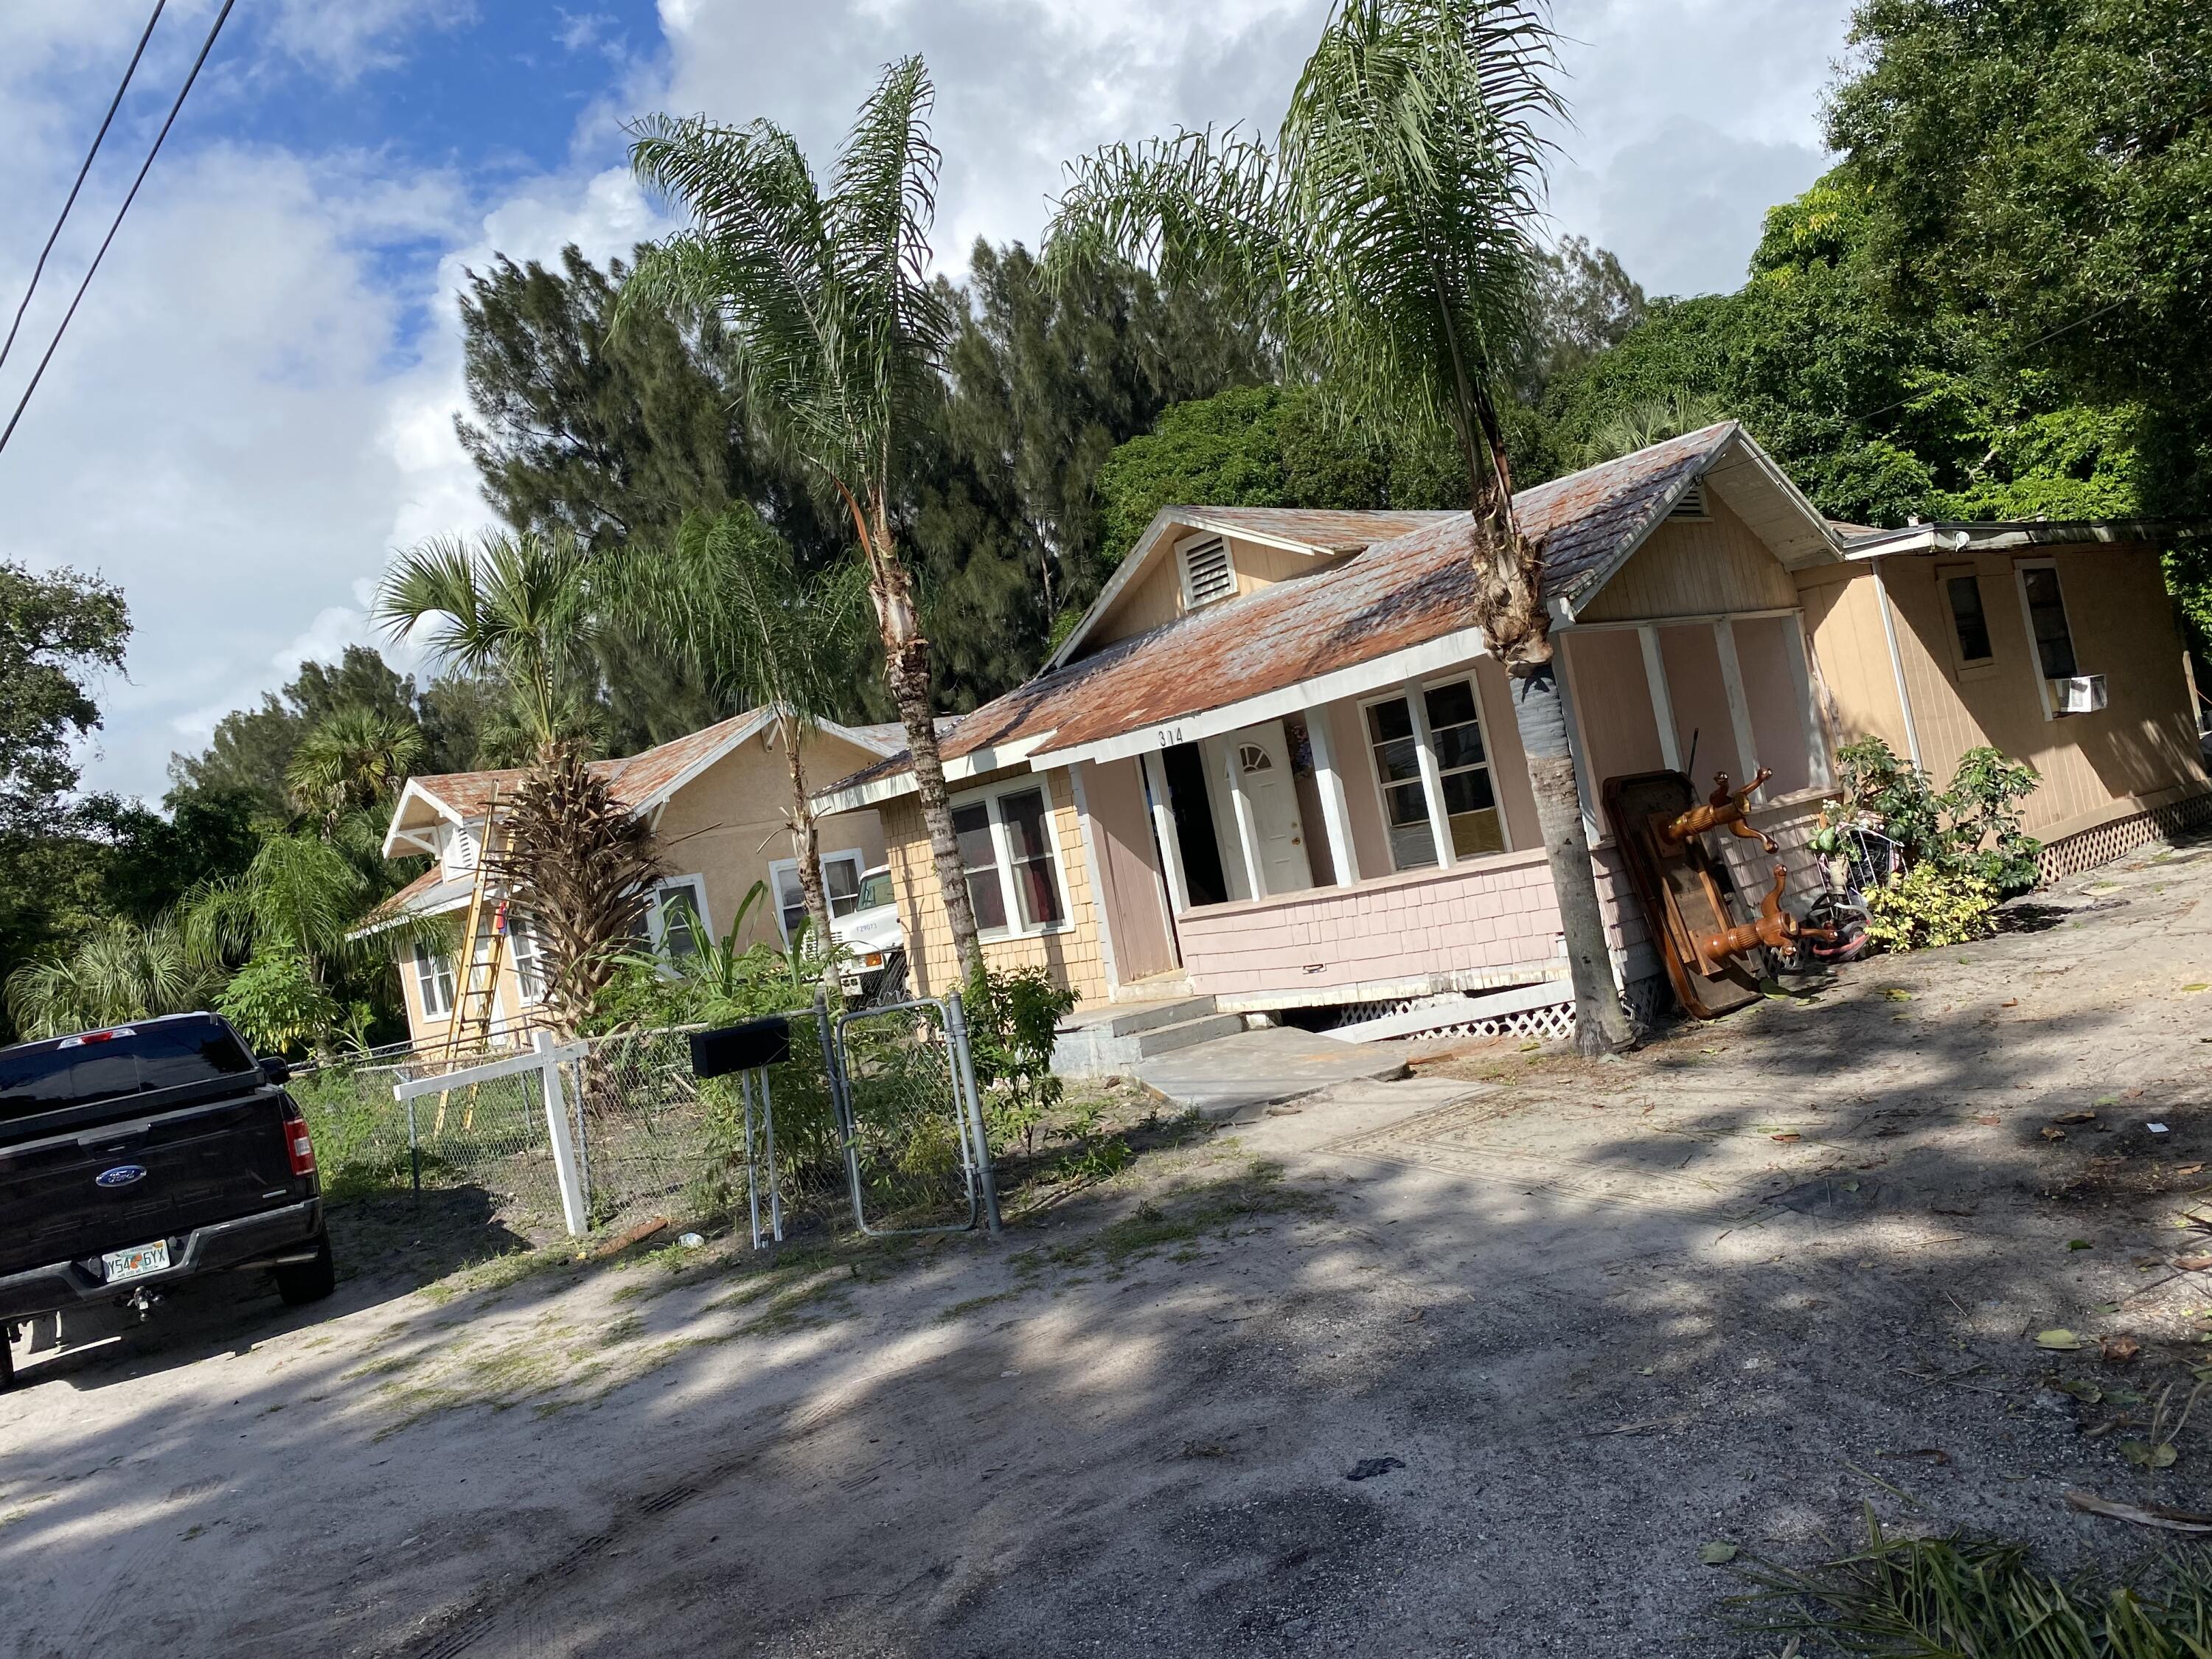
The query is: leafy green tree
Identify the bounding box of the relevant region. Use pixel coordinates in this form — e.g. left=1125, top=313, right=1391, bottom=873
left=623, top=58, right=993, bottom=981
left=4, top=917, right=218, bottom=1041
left=1050, top=0, right=1633, bottom=1051
left=169, top=644, right=420, bottom=820
left=607, top=507, right=868, bottom=976
left=0, top=560, right=127, bottom=835
left=215, top=942, right=339, bottom=1057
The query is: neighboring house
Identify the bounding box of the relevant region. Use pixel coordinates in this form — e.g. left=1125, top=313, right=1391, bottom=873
left=816, top=423, right=2208, bottom=1034
left=367, top=707, right=907, bottom=1048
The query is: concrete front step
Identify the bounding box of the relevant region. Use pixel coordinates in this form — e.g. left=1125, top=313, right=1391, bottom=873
left=1130, top=1026, right=1411, bottom=1121
left=1052, top=998, right=1239, bottom=1077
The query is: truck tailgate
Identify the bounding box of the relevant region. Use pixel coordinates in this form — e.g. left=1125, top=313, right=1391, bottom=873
left=0, top=1093, right=298, bottom=1278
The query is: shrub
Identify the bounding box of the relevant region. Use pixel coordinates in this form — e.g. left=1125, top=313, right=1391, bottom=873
left=962, top=966, right=1077, bottom=1156
left=217, top=943, right=339, bottom=1056
left=1832, top=736, right=2042, bottom=895
left=1863, top=862, right=1997, bottom=950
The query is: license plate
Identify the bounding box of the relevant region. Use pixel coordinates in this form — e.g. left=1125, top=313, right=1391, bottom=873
left=103, top=1240, right=170, bottom=1283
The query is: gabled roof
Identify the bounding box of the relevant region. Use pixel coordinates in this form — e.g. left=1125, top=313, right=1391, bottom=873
left=824, top=425, right=1787, bottom=807
left=356, top=865, right=476, bottom=936
left=382, top=706, right=905, bottom=860
left=1049, top=505, right=1461, bottom=670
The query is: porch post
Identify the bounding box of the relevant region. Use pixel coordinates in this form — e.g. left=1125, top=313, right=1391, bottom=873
left=1637, top=625, right=1683, bottom=772
left=1222, top=741, right=1267, bottom=900
left=1404, top=679, right=1457, bottom=868
left=1304, top=706, right=1361, bottom=885
left=1711, top=619, right=1760, bottom=799
left=1139, top=749, right=1191, bottom=917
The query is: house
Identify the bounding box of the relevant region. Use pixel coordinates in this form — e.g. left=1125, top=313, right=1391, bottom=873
left=369, top=707, right=907, bottom=1048
left=815, top=423, right=2208, bottom=1040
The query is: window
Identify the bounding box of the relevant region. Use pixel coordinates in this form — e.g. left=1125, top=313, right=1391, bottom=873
left=1946, top=572, right=1994, bottom=664
left=507, top=909, right=547, bottom=1006
left=771, top=851, right=864, bottom=941
left=646, top=877, right=709, bottom=961
left=1178, top=533, right=1235, bottom=610
left=2020, top=563, right=2078, bottom=680
left=1362, top=677, right=1506, bottom=872
left=414, top=945, right=455, bottom=1019
left=952, top=779, right=1070, bottom=936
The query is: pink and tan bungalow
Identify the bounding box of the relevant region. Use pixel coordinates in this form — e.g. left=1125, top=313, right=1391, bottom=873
left=368, top=708, right=908, bottom=1048
left=815, top=423, right=2208, bottom=1051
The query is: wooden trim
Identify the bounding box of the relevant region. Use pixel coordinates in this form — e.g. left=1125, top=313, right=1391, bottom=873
left=1871, top=559, right=1925, bottom=767
left=1711, top=619, right=1759, bottom=799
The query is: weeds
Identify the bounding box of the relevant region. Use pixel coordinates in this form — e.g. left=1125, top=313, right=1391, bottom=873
left=1736, top=1509, right=2212, bottom=1655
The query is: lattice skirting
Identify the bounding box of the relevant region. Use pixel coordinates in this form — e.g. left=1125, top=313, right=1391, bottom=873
left=1315, top=971, right=1673, bottom=1044
left=2037, top=792, right=2212, bottom=885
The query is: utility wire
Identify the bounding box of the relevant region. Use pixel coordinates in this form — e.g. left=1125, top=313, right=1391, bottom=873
left=1840, top=294, right=2135, bottom=428
left=0, top=0, right=235, bottom=462
left=0, top=0, right=168, bottom=375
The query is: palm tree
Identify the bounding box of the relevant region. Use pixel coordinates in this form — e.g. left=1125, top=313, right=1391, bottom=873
left=5, top=917, right=219, bottom=1041
left=183, top=830, right=380, bottom=988
left=286, top=706, right=425, bottom=834
left=374, top=528, right=660, bottom=1032
left=1047, top=0, right=1630, bottom=1052
left=620, top=58, right=989, bottom=984
left=1578, top=394, right=1728, bottom=469
left=608, top=507, right=867, bottom=986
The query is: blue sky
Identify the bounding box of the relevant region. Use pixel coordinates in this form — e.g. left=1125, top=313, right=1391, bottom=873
left=0, top=0, right=1852, bottom=804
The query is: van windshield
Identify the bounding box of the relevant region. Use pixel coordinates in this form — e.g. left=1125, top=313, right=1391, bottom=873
left=857, top=871, right=894, bottom=910
left=0, top=1017, right=257, bottom=1124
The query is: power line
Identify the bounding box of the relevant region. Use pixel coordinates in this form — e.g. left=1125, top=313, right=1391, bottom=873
left=0, top=0, right=169, bottom=375
left=0, top=0, right=236, bottom=462
left=1840, top=294, right=2135, bottom=428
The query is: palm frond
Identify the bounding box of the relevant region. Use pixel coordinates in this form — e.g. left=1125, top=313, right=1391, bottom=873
left=5, top=919, right=220, bottom=1040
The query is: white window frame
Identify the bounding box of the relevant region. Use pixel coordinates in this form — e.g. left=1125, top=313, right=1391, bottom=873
left=507, top=908, right=547, bottom=1006
left=766, top=848, right=867, bottom=943
left=950, top=775, right=1073, bottom=939
left=644, top=874, right=712, bottom=959
left=1357, top=672, right=1512, bottom=876
left=2013, top=557, right=2078, bottom=720
left=413, top=942, right=456, bottom=1020
left=1176, top=531, right=1237, bottom=611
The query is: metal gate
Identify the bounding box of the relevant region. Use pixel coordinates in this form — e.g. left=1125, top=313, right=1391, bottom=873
left=821, top=995, right=1000, bottom=1237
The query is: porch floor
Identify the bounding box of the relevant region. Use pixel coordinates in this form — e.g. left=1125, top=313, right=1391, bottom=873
left=1129, top=1026, right=1411, bottom=1121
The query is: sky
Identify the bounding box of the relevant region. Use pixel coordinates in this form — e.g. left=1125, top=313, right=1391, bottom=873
left=0, top=0, right=1854, bottom=804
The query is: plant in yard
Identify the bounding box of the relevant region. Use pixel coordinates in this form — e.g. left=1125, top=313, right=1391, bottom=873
left=622, top=59, right=990, bottom=984
left=285, top=706, right=424, bottom=835
left=1045, top=0, right=1631, bottom=1052
left=606, top=508, right=869, bottom=984
left=1945, top=744, right=2042, bottom=894
left=376, top=528, right=661, bottom=1032
left=1863, top=861, right=1997, bottom=951
left=964, top=965, right=1079, bottom=1157
left=215, top=940, right=340, bottom=1056
left=3, top=917, right=219, bottom=1040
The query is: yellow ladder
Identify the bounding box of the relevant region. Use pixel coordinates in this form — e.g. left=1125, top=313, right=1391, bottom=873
left=434, top=787, right=511, bottom=1134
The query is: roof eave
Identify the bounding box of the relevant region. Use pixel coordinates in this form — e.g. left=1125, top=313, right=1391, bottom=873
left=1838, top=518, right=2212, bottom=559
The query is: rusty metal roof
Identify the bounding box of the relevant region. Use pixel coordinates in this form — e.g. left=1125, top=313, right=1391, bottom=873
left=1172, top=505, right=1461, bottom=553
left=826, top=425, right=1739, bottom=799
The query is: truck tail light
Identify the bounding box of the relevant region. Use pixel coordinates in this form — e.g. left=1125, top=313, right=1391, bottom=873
left=281, top=1102, right=316, bottom=1176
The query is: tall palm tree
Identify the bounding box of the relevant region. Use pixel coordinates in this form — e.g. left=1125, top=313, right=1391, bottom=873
left=5, top=917, right=219, bottom=1041
left=183, top=830, right=381, bottom=987
left=373, top=528, right=659, bottom=1032
left=620, top=58, right=989, bottom=984
left=286, top=706, right=425, bottom=834
left=1048, top=0, right=1630, bottom=1052
left=608, top=507, right=867, bottom=984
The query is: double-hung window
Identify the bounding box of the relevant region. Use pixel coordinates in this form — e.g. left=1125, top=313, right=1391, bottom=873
left=1362, top=677, right=1506, bottom=873
left=508, top=910, right=547, bottom=1006
left=645, top=876, right=709, bottom=961
left=952, top=781, right=1068, bottom=936
left=2019, top=562, right=2078, bottom=681
left=414, top=943, right=456, bottom=1019
left=771, top=852, right=863, bottom=942
left=1944, top=571, right=1994, bottom=667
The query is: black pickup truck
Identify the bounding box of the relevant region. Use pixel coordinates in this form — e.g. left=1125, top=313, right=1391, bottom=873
left=0, top=1012, right=333, bottom=1389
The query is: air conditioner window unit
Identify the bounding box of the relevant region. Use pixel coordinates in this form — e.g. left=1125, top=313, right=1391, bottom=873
left=2051, top=674, right=2106, bottom=714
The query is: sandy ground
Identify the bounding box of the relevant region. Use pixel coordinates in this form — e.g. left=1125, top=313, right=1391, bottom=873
left=11, top=837, right=2212, bottom=1657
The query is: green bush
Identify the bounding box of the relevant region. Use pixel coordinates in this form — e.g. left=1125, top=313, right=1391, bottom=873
left=217, top=942, right=339, bottom=1057
left=962, top=965, right=1077, bottom=1156
left=289, top=1065, right=414, bottom=1200
left=1833, top=736, right=2042, bottom=894
left=1864, top=862, right=1997, bottom=950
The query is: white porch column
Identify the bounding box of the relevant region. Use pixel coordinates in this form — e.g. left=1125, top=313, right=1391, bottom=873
left=1711, top=619, right=1760, bottom=799
left=1404, top=679, right=1457, bottom=869
left=1637, top=625, right=1683, bottom=772
left=1304, top=707, right=1361, bottom=885
left=1222, top=740, right=1267, bottom=900
left=1139, top=749, right=1191, bottom=917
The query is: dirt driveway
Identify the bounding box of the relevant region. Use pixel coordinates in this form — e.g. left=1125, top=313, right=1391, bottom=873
left=11, top=838, right=2212, bottom=1657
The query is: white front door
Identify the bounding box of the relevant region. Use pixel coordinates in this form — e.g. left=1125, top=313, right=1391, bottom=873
left=1222, top=722, right=1311, bottom=899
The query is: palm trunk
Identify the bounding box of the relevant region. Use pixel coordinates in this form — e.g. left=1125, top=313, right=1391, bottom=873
left=855, top=495, right=986, bottom=987
left=1462, top=397, right=1631, bottom=1055
left=777, top=712, right=841, bottom=995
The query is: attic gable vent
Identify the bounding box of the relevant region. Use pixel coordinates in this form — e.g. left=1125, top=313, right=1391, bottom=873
left=1178, top=535, right=1236, bottom=609
left=1668, top=481, right=1710, bottom=521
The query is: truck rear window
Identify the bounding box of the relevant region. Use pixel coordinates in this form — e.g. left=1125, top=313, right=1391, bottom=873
left=0, top=1018, right=259, bottom=1123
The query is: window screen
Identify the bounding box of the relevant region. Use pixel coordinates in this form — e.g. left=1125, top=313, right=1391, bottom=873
left=2022, top=566, right=2077, bottom=679
left=1947, top=574, right=1993, bottom=663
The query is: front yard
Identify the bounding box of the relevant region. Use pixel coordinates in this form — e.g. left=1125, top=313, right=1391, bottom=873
left=9, top=836, right=2212, bottom=1656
